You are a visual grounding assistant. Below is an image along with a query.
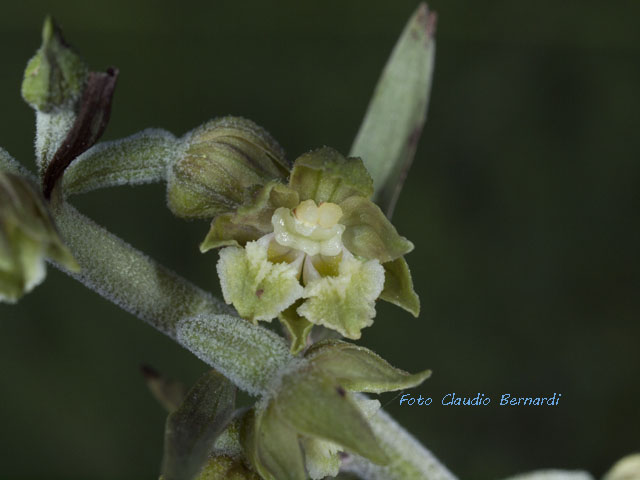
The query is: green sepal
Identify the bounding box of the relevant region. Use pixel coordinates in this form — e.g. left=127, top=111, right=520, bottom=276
left=275, top=366, right=388, bottom=465
left=241, top=407, right=307, bottom=480
left=168, top=117, right=289, bottom=219
left=161, top=370, right=236, bottom=480
left=306, top=340, right=431, bottom=394
left=297, top=255, right=384, bottom=340
left=340, top=195, right=413, bottom=263
left=216, top=241, right=304, bottom=322
left=201, top=181, right=298, bottom=252
left=278, top=301, right=314, bottom=355
left=380, top=257, right=420, bottom=317
left=289, top=147, right=374, bottom=204
left=140, top=365, right=186, bottom=413
left=21, top=16, right=88, bottom=112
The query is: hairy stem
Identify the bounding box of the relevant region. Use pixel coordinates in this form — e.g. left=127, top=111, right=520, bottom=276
left=342, top=405, right=457, bottom=480
left=52, top=200, right=292, bottom=394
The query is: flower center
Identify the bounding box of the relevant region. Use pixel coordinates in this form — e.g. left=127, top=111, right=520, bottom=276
left=271, top=200, right=345, bottom=256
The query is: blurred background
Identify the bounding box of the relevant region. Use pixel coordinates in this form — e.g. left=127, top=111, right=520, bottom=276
left=1, top=1, right=638, bottom=479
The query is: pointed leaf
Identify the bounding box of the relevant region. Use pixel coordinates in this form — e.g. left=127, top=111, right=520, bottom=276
left=275, top=366, right=388, bottom=465
left=162, top=370, right=236, bottom=480
left=289, top=147, right=373, bottom=203
left=340, top=196, right=413, bottom=263
left=350, top=3, right=436, bottom=218
left=380, top=257, right=420, bottom=316
left=306, top=340, right=431, bottom=393
left=201, top=181, right=298, bottom=252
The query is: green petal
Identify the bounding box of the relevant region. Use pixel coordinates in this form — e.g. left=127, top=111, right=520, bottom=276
left=216, top=240, right=304, bottom=322
left=340, top=196, right=413, bottom=263
left=298, top=254, right=384, bottom=339
left=161, top=370, right=236, bottom=480
left=275, top=365, right=388, bottom=465
left=380, top=257, right=420, bottom=317
left=306, top=340, right=431, bottom=394
left=242, top=406, right=307, bottom=480
left=279, top=300, right=314, bottom=355
left=201, top=181, right=299, bottom=252
left=289, top=147, right=373, bottom=204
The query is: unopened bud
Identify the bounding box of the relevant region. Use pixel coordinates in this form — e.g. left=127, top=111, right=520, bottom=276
left=167, top=117, right=289, bottom=218
left=21, top=16, right=88, bottom=112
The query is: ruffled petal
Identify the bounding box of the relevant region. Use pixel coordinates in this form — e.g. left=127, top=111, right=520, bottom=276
left=216, top=237, right=304, bottom=322
left=297, top=252, right=385, bottom=339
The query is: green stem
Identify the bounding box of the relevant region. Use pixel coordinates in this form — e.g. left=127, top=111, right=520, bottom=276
left=2, top=150, right=455, bottom=478
left=342, top=402, right=457, bottom=480
left=52, top=200, right=292, bottom=394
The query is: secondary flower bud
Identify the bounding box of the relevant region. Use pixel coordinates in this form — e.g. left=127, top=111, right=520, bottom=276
left=0, top=171, right=78, bottom=303
left=21, top=16, right=88, bottom=112
left=167, top=117, right=290, bottom=219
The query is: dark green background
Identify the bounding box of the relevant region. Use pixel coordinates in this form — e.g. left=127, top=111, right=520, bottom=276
left=1, top=1, right=638, bottom=479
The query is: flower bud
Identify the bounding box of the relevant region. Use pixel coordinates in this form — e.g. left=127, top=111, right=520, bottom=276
left=0, top=171, right=78, bottom=303
left=167, top=117, right=290, bottom=219
left=21, top=16, right=88, bottom=112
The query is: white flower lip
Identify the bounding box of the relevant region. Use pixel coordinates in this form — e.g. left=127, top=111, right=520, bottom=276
left=271, top=201, right=345, bottom=257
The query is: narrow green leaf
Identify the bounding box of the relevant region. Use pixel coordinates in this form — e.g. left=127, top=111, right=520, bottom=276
left=162, top=370, right=236, bottom=480
left=306, top=340, right=431, bottom=394
left=350, top=3, right=436, bottom=218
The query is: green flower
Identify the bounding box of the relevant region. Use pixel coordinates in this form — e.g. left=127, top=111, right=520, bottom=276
left=0, top=171, right=78, bottom=303
left=240, top=340, right=431, bottom=480
left=204, top=147, right=419, bottom=348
